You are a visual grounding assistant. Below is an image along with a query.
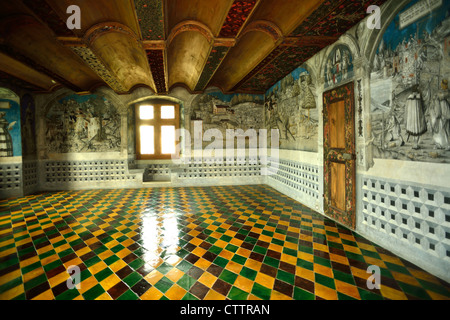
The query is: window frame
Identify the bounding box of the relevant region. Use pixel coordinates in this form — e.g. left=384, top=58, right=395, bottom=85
left=135, top=101, right=180, bottom=160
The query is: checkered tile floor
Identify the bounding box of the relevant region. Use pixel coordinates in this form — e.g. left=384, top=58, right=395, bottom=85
left=1, top=185, right=449, bottom=300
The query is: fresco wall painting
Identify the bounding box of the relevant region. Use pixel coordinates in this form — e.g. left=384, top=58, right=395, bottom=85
left=45, top=94, right=121, bottom=153
left=0, top=97, right=21, bottom=158
left=190, top=92, right=265, bottom=149
left=264, top=66, right=318, bottom=152
left=370, top=0, right=450, bottom=163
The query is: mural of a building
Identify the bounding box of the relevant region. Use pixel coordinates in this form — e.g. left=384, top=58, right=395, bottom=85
left=190, top=91, right=264, bottom=148
left=370, top=0, right=450, bottom=163
left=0, top=91, right=21, bottom=158
left=324, top=44, right=354, bottom=89
left=45, top=94, right=121, bottom=153
left=264, top=66, right=318, bottom=152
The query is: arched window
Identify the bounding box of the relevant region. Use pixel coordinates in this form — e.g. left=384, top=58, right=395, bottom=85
left=135, top=100, right=180, bottom=160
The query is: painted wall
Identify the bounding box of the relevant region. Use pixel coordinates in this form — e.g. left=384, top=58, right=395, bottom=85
left=262, top=0, right=450, bottom=282
left=189, top=91, right=265, bottom=149
left=370, top=0, right=450, bottom=163
left=21, top=94, right=36, bottom=158
left=44, top=94, right=121, bottom=154
left=264, top=66, right=319, bottom=152
left=0, top=98, right=21, bottom=157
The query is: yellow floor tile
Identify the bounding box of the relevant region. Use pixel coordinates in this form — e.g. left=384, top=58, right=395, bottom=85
left=88, top=261, right=109, bottom=274
left=295, top=267, right=315, bottom=282
left=270, top=290, right=292, bottom=300
left=329, top=253, right=348, bottom=265
left=0, top=270, right=21, bottom=286
left=335, top=279, right=361, bottom=300
left=79, top=276, right=100, bottom=294
left=191, top=246, right=207, bottom=257
left=144, top=270, right=164, bottom=285
left=234, top=275, right=254, bottom=292
left=32, top=289, right=55, bottom=300
left=379, top=284, right=408, bottom=300
left=391, top=271, right=421, bottom=287
left=48, top=271, right=71, bottom=288
left=198, top=271, right=218, bottom=288
left=109, top=259, right=128, bottom=273
left=255, top=272, right=275, bottom=289
left=194, top=257, right=212, bottom=270
left=23, top=267, right=45, bottom=283
left=166, top=268, right=185, bottom=283
left=244, top=259, right=262, bottom=272
left=164, top=284, right=187, bottom=300
left=204, top=290, right=226, bottom=300
left=140, top=286, right=164, bottom=300
left=0, top=285, right=24, bottom=300
left=226, top=261, right=243, bottom=275
left=95, top=292, right=113, bottom=300
left=280, top=253, right=297, bottom=265
left=315, top=283, right=338, bottom=300
left=314, top=264, right=333, bottom=278
left=247, top=293, right=262, bottom=300
left=99, top=274, right=121, bottom=292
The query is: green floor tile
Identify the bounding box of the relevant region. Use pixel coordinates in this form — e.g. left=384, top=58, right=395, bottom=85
left=263, top=256, right=279, bottom=268
left=293, top=287, right=315, bottom=300
left=315, top=273, right=335, bottom=290
left=240, top=266, right=257, bottom=281
left=219, top=269, right=238, bottom=284
left=55, top=288, right=81, bottom=300
left=94, top=267, right=114, bottom=282
left=117, top=290, right=139, bottom=300
left=397, top=281, right=431, bottom=299
left=228, top=286, right=249, bottom=300
left=123, top=272, right=143, bottom=287
left=154, top=277, right=174, bottom=293
left=182, top=292, right=199, bottom=300
left=251, top=283, right=271, bottom=300
left=231, top=254, right=246, bottom=265
left=83, top=283, right=105, bottom=300
left=0, top=277, right=22, bottom=294
left=277, top=269, right=295, bottom=285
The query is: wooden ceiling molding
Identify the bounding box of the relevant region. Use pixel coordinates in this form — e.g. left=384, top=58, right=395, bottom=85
left=167, top=20, right=214, bottom=47
left=0, top=0, right=388, bottom=95
left=83, top=22, right=156, bottom=93
left=0, top=14, right=95, bottom=92
left=238, top=20, right=283, bottom=44
left=0, top=52, right=60, bottom=93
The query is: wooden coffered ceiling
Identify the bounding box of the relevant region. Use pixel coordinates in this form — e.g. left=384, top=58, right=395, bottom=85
left=0, top=0, right=387, bottom=95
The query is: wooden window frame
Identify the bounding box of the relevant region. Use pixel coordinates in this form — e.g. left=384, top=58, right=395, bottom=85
left=135, top=102, right=180, bottom=160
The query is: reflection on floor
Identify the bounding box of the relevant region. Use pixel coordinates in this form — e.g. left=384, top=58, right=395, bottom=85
left=1, top=185, right=449, bottom=300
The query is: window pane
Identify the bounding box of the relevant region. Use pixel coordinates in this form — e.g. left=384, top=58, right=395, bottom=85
left=161, top=105, right=175, bottom=119
left=161, top=125, right=175, bottom=154
left=140, top=105, right=154, bottom=120
left=140, top=126, right=154, bottom=154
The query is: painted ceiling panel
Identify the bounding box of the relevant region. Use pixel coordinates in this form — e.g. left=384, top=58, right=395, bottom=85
left=0, top=0, right=388, bottom=95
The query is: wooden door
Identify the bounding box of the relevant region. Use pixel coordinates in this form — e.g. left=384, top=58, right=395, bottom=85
left=323, top=82, right=356, bottom=229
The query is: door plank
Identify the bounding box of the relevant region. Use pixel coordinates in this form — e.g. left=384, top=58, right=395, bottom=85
left=323, top=82, right=356, bottom=229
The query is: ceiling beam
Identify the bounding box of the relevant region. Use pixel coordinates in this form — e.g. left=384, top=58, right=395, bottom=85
left=193, top=0, right=259, bottom=93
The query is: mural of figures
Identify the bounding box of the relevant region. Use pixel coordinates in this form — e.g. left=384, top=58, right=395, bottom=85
left=370, top=0, right=450, bottom=163
left=324, top=45, right=354, bottom=89
left=190, top=91, right=264, bottom=148
left=264, top=66, right=318, bottom=152
left=0, top=91, right=21, bottom=157
left=21, top=94, right=36, bottom=157
left=45, top=94, right=121, bottom=153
